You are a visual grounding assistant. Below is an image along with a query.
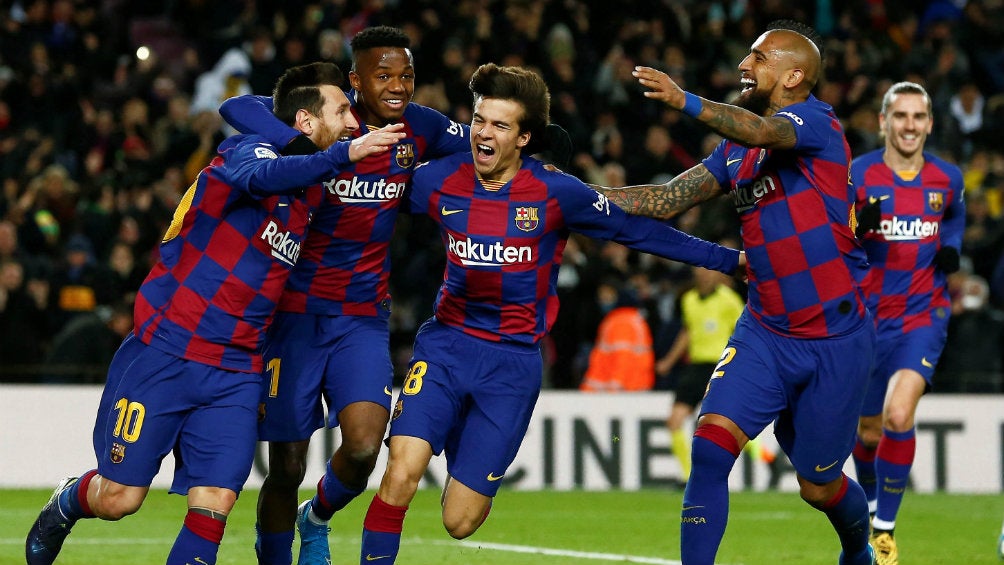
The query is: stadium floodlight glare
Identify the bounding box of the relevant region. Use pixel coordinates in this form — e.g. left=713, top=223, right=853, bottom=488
left=136, top=46, right=151, bottom=61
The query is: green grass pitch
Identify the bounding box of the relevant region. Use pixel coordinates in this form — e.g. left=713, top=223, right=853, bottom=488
left=3, top=488, right=1001, bottom=564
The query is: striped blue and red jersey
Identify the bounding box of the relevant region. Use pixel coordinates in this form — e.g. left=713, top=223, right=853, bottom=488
left=851, top=149, right=965, bottom=337
left=133, top=135, right=348, bottom=373
left=703, top=94, right=870, bottom=339
left=407, top=153, right=740, bottom=345
left=220, top=93, right=470, bottom=316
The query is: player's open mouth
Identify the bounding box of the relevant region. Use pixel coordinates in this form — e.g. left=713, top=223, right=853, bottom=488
left=383, top=98, right=405, bottom=110
left=740, top=78, right=756, bottom=93
left=477, top=144, right=495, bottom=158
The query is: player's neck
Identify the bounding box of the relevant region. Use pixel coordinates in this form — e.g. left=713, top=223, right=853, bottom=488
left=882, top=149, right=923, bottom=174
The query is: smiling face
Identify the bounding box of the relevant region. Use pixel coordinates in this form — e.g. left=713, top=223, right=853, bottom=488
left=471, top=96, right=531, bottom=183
left=307, top=84, right=359, bottom=149
left=880, top=91, right=932, bottom=160
left=734, top=29, right=817, bottom=116
left=734, top=32, right=783, bottom=116
left=349, top=46, right=415, bottom=126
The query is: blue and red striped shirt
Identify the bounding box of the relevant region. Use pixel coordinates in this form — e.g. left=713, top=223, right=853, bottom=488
left=133, top=135, right=347, bottom=373
left=220, top=92, right=470, bottom=316
left=408, top=154, right=740, bottom=345
left=851, top=149, right=965, bottom=337
left=703, top=95, right=870, bottom=339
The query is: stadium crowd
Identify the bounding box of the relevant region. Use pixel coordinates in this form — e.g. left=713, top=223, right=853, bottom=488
left=0, top=0, right=1002, bottom=391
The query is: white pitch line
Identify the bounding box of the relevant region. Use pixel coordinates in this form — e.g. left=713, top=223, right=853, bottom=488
left=422, top=537, right=682, bottom=565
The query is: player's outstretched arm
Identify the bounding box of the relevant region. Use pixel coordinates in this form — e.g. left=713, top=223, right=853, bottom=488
left=634, top=66, right=798, bottom=150
left=591, top=163, right=724, bottom=220
left=219, top=94, right=305, bottom=149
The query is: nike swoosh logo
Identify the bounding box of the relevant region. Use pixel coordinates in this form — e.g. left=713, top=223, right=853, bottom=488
left=384, top=386, right=393, bottom=396
left=365, top=555, right=391, bottom=561
left=487, top=472, right=504, bottom=481
left=682, top=505, right=704, bottom=511
left=867, top=195, right=891, bottom=204
left=193, top=558, right=209, bottom=565
left=726, top=158, right=743, bottom=166
left=441, top=206, right=463, bottom=216
left=814, top=460, right=839, bottom=472
left=921, top=357, right=934, bottom=368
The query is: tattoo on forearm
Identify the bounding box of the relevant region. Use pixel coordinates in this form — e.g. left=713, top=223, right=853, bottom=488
left=597, top=166, right=721, bottom=219
left=701, top=99, right=796, bottom=148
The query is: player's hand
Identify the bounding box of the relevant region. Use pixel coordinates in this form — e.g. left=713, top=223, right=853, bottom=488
left=933, top=246, right=960, bottom=273
left=348, top=123, right=406, bottom=162
left=633, top=66, right=686, bottom=111
left=854, top=197, right=884, bottom=238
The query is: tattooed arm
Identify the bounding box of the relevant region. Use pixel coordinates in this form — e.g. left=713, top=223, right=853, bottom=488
left=633, top=66, right=798, bottom=150
left=590, top=163, right=725, bottom=220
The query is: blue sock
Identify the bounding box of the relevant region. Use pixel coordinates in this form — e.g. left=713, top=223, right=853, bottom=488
left=874, top=427, right=915, bottom=526
left=680, top=432, right=739, bottom=565
left=360, top=494, right=406, bottom=565
left=312, top=461, right=365, bottom=521
left=851, top=436, right=877, bottom=509
left=58, top=469, right=97, bottom=521
left=166, top=511, right=224, bottom=565
left=823, top=475, right=871, bottom=565
left=255, top=522, right=294, bottom=565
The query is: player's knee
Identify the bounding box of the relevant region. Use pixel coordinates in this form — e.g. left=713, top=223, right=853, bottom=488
left=797, top=476, right=840, bottom=508
left=442, top=505, right=489, bottom=540
left=92, top=487, right=144, bottom=520
left=338, top=434, right=383, bottom=470
left=882, top=405, right=914, bottom=432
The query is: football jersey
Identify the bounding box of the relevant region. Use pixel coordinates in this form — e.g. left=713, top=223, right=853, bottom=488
left=407, top=153, right=740, bottom=345
left=133, top=134, right=342, bottom=373
left=703, top=94, right=869, bottom=339
left=851, top=149, right=965, bottom=337
left=219, top=93, right=471, bottom=316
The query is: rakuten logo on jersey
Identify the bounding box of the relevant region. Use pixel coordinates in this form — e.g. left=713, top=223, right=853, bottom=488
left=261, top=220, right=301, bottom=266
left=448, top=233, right=532, bottom=266
left=877, top=216, right=940, bottom=241
left=731, top=175, right=778, bottom=212
left=323, top=176, right=405, bottom=203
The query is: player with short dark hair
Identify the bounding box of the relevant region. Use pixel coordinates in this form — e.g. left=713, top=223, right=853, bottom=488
left=850, top=81, right=965, bottom=565
left=218, top=25, right=471, bottom=565
left=357, top=62, right=745, bottom=565
left=594, top=20, right=878, bottom=565
left=24, top=62, right=405, bottom=565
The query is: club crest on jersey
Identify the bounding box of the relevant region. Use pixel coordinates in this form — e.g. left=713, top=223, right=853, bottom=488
left=392, top=399, right=403, bottom=421
left=514, top=206, right=539, bottom=232
left=110, top=442, right=126, bottom=463
left=395, top=143, right=415, bottom=169
left=927, top=191, right=944, bottom=212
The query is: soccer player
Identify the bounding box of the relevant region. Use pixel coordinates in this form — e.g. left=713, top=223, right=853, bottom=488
left=357, top=62, right=745, bottom=565
left=656, top=264, right=744, bottom=487
left=218, top=26, right=470, bottom=565
left=593, top=20, right=878, bottom=565
left=850, top=81, right=965, bottom=565
left=24, top=62, right=406, bottom=565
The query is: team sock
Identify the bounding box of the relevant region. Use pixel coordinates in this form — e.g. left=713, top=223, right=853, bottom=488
left=874, top=427, right=915, bottom=529
left=59, top=469, right=97, bottom=521
left=360, top=494, right=407, bottom=565
left=311, top=460, right=365, bottom=521
left=851, top=435, right=877, bottom=512
left=254, top=522, right=294, bottom=565
left=680, top=424, right=740, bottom=565
left=671, top=428, right=692, bottom=482
left=822, top=474, right=872, bottom=565
left=166, top=509, right=226, bottom=565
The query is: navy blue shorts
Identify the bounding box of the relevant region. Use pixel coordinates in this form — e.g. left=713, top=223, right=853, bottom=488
left=93, top=334, right=260, bottom=494
left=389, top=319, right=541, bottom=497
left=257, top=310, right=393, bottom=442
left=699, top=311, right=875, bottom=483
left=861, top=317, right=948, bottom=416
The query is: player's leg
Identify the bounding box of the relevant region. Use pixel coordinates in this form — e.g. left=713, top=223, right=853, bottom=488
left=870, top=368, right=925, bottom=564
left=360, top=435, right=435, bottom=564
left=785, top=322, right=875, bottom=565
left=166, top=369, right=259, bottom=565
left=255, top=312, right=331, bottom=565
left=440, top=475, right=493, bottom=539
left=257, top=440, right=310, bottom=565
left=853, top=339, right=895, bottom=519
left=668, top=362, right=714, bottom=486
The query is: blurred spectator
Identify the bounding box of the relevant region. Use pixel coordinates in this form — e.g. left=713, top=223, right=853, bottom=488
left=580, top=273, right=655, bottom=392
left=41, top=300, right=134, bottom=383
left=0, top=257, right=48, bottom=381
left=938, top=265, right=1004, bottom=392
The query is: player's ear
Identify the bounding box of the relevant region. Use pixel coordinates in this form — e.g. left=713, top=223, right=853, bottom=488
left=348, top=71, right=361, bottom=92
left=517, top=130, right=531, bottom=148
left=785, top=68, right=804, bottom=89
left=295, top=109, right=314, bottom=136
